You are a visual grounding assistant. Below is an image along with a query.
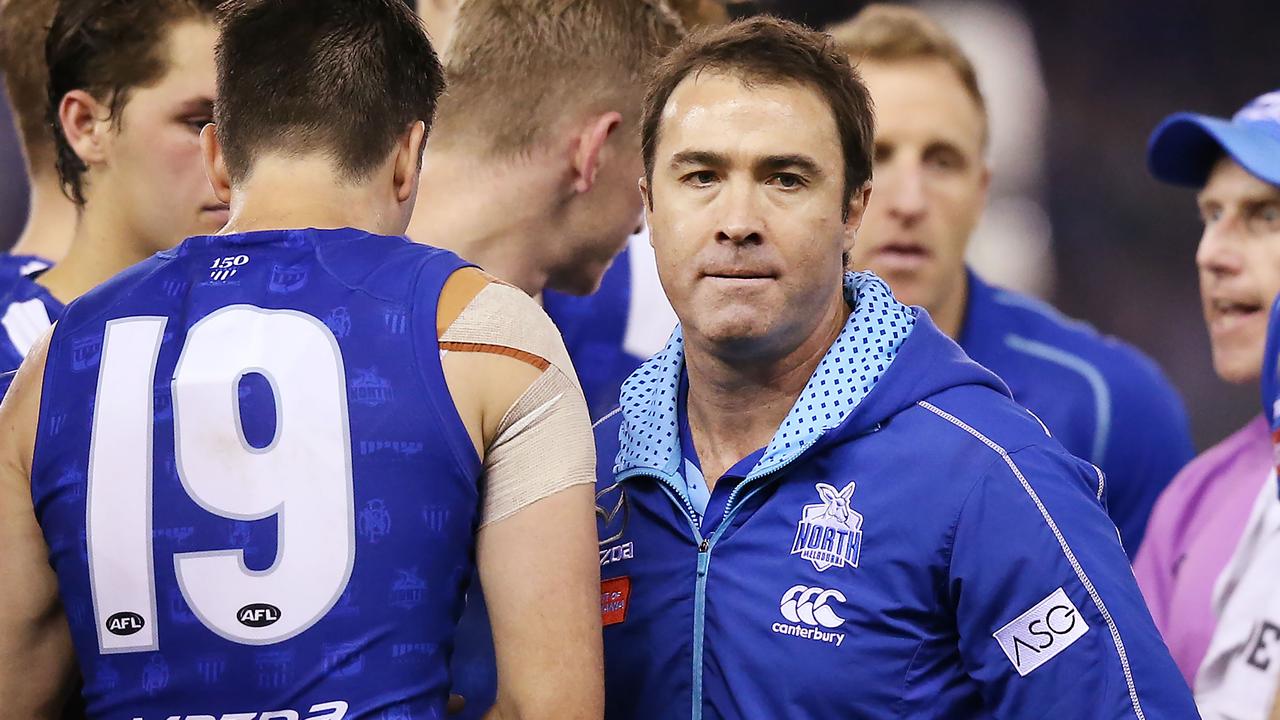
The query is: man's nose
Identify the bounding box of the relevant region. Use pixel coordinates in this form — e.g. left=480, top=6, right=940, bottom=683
left=1196, top=215, right=1245, bottom=278
left=715, top=179, right=764, bottom=246
left=882, top=162, right=927, bottom=225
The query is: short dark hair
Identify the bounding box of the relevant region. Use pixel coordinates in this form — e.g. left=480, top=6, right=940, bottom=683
left=46, top=0, right=221, bottom=205
left=0, top=0, right=59, bottom=177
left=641, top=16, right=875, bottom=214
left=215, top=0, right=445, bottom=184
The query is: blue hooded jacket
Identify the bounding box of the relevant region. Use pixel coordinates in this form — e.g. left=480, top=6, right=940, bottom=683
left=594, top=272, right=1195, bottom=719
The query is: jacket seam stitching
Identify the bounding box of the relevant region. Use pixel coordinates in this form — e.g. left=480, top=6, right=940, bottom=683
left=916, top=399, right=1145, bottom=720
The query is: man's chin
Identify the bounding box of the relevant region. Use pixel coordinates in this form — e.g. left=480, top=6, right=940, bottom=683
left=547, top=271, right=606, bottom=297
left=687, top=313, right=777, bottom=353
left=865, top=269, right=929, bottom=307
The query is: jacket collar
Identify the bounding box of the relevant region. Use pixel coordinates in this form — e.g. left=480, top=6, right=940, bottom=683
left=614, top=272, right=918, bottom=484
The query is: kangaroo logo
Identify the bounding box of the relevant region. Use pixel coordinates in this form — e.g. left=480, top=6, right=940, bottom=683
left=790, top=481, right=863, bottom=572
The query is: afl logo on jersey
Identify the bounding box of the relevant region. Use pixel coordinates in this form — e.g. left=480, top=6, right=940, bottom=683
left=105, top=611, right=145, bottom=636
left=238, top=603, right=282, bottom=628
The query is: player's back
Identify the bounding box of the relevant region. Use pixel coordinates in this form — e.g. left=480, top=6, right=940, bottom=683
left=31, top=228, right=481, bottom=720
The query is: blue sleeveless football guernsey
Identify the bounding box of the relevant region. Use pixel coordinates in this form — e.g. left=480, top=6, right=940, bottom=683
left=31, top=228, right=480, bottom=720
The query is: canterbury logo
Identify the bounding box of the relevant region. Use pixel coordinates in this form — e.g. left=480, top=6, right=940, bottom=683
left=779, top=585, right=847, bottom=629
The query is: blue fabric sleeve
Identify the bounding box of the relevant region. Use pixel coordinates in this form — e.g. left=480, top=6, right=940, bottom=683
left=1098, top=351, right=1195, bottom=554
left=949, top=444, right=1198, bottom=719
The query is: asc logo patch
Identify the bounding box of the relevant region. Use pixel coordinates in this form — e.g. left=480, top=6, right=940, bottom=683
left=790, top=481, right=863, bottom=572
left=993, top=587, right=1090, bottom=676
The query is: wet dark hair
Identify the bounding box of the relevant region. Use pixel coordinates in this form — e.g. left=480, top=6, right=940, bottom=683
left=46, top=0, right=221, bottom=205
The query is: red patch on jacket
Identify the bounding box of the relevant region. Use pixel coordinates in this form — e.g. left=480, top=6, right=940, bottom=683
left=601, top=576, right=632, bottom=626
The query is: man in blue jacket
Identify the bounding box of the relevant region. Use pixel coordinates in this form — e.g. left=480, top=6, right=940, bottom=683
left=594, top=16, right=1197, bottom=718
left=831, top=5, right=1194, bottom=554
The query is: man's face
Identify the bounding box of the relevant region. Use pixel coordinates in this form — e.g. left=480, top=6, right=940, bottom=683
left=1196, top=156, right=1280, bottom=384
left=849, top=58, right=988, bottom=316
left=100, top=19, right=224, bottom=253
left=545, top=136, right=645, bottom=295
left=645, top=71, right=855, bottom=359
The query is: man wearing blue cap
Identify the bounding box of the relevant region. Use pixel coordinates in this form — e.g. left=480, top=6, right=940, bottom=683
left=1135, top=90, right=1280, bottom=694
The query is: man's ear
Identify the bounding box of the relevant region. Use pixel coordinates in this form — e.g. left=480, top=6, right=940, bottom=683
left=199, top=123, right=232, bottom=205
left=843, top=182, right=873, bottom=256
left=58, top=90, right=111, bottom=169
left=394, top=120, right=428, bottom=203
left=978, top=161, right=992, bottom=205
left=570, top=111, right=623, bottom=194
left=638, top=175, right=652, bottom=213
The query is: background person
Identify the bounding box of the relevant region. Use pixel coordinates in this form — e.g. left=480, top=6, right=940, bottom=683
left=0, top=0, right=74, bottom=273
left=833, top=4, right=1195, bottom=553
left=0, top=0, right=225, bottom=384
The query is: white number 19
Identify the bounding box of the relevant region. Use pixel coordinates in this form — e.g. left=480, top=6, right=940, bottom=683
left=87, top=305, right=355, bottom=653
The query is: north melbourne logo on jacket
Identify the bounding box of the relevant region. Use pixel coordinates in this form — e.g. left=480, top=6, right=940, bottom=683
left=993, top=587, right=1090, bottom=676
left=791, top=481, right=864, bottom=572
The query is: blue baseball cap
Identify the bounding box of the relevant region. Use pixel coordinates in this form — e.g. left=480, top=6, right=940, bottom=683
left=1147, top=90, right=1280, bottom=188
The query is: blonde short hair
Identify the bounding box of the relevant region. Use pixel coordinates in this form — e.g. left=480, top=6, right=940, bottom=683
left=828, top=3, right=987, bottom=143
left=436, top=0, right=685, bottom=154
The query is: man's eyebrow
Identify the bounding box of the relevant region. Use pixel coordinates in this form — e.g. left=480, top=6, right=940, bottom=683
left=176, top=97, right=215, bottom=115
left=758, top=154, right=824, bottom=176
left=1243, top=194, right=1280, bottom=209
left=670, top=150, right=729, bottom=168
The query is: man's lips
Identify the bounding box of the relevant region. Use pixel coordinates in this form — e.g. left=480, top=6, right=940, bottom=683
left=1206, top=296, right=1265, bottom=335
left=703, top=271, right=775, bottom=279
left=871, top=242, right=931, bottom=273
left=700, top=271, right=778, bottom=287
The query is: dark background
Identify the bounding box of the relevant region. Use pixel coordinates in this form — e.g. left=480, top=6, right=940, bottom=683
left=2, top=0, right=1278, bottom=449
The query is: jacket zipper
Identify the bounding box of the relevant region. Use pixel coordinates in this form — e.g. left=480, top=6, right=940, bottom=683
left=623, top=452, right=811, bottom=720
left=621, top=410, right=850, bottom=716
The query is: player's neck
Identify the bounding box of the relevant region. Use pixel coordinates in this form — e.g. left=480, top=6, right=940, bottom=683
left=219, top=160, right=406, bottom=238
left=929, top=272, right=970, bottom=340
left=408, top=148, right=557, bottom=296
left=683, top=291, right=850, bottom=487
left=9, top=174, right=76, bottom=263
left=36, top=200, right=155, bottom=305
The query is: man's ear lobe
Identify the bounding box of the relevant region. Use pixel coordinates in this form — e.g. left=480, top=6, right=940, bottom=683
left=842, top=182, right=872, bottom=252
left=394, top=120, right=428, bottom=203
left=58, top=90, right=111, bottom=167
left=571, top=110, right=624, bottom=194
left=638, top=176, right=652, bottom=212
left=199, top=123, right=232, bottom=205
left=846, top=182, right=872, bottom=228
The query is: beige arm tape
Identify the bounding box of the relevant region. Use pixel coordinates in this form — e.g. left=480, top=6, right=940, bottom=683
left=441, top=282, right=595, bottom=527
left=479, top=365, right=595, bottom=527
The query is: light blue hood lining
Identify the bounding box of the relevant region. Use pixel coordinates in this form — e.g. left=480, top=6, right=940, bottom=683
left=614, top=272, right=918, bottom=484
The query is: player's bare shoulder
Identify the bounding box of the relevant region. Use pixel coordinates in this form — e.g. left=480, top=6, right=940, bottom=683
left=437, top=268, right=580, bottom=456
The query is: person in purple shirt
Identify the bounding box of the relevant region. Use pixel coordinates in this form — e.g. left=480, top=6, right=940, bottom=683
left=1134, top=89, right=1280, bottom=686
